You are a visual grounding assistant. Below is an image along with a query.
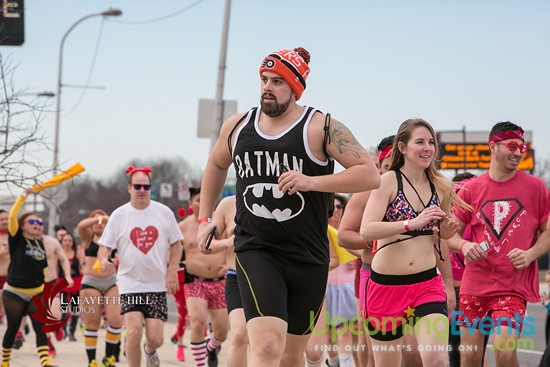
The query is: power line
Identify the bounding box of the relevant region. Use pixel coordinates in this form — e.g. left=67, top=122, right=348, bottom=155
left=112, top=0, right=205, bottom=25
left=62, top=0, right=207, bottom=115
left=63, top=18, right=106, bottom=116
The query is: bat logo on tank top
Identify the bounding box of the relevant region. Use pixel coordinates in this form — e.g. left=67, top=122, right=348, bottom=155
left=243, top=183, right=304, bottom=222
left=479, top=198, right=524, bottom=240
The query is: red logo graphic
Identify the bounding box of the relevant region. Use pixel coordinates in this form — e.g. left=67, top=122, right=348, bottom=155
left=130, top=226, right=158, bottom=254
left=32, top=279, right=69, bottom=333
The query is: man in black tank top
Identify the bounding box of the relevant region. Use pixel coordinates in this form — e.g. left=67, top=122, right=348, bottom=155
left=197, top=47, right=380, bottom=367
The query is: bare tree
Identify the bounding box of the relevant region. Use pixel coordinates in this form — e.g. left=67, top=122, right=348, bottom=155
left=0, top=54, right=53, bottom=192
left=59, top=157, right=202, bottom=233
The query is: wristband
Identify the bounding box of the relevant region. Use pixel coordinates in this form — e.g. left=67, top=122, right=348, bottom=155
left=403, top=220, right=411, bottom=232
left=458, top=239, right=468, bottom=253
left=198, top=217, right=212, bottom=224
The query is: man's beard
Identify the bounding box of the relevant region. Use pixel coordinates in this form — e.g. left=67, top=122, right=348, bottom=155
left=260, top=94, right=291, bottom=117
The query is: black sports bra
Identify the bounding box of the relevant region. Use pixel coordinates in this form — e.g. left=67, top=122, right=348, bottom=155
left=84, top=240, right=99, bottom=257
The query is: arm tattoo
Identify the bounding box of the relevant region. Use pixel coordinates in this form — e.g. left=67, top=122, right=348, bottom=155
left=329, top=120, right=368, bottom=158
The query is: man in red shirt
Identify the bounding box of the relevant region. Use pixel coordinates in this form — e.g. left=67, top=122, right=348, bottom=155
left=449, top=121, right=550, bottom=366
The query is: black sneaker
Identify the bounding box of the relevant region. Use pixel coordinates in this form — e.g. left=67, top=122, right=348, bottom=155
left=205, top=338, right=221, bottom=367
left=12, top=336, right=24, bottom=349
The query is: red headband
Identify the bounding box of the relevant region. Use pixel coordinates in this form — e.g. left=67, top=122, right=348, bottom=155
left=125, top=166, right=152, bottom=176
left=488, top=128, right=524, bottom=144
left=378, top=145, right=393, bottom=164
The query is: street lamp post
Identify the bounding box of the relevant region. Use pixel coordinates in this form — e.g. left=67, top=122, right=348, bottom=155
left=49, top=8, right=122, bottom=235
left=52, top=8, right=122, bottom=173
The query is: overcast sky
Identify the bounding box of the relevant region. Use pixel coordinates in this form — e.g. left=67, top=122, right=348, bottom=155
left=2, top=0, right=550, bottom=182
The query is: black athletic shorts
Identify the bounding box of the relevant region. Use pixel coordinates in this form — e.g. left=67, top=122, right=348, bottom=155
left=236, top=249, right=328, bottom=335
left=225, top=270, right=242, bottom=314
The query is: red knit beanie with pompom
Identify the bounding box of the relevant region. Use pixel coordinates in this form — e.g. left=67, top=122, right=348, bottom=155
left=259, top=47, right=311, bottom=100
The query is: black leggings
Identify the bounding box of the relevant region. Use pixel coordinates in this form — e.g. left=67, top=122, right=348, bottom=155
left=2, top=290, right=48, bottom=349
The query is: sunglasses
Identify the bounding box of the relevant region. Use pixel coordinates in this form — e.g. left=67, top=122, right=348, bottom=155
left=335, top=204, right=345, bottom=209
left=133, top=184, right=152, bottom=191
left=495, top=141, right=528, bottom=154
left=27, top=219, right=43, bottom=225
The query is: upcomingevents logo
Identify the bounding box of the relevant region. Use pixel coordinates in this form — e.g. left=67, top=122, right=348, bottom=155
left=31, top=279, right=69, bottom=332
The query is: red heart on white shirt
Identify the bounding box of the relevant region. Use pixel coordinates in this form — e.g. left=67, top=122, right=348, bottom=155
left=130, top=226, right=158, bottom=254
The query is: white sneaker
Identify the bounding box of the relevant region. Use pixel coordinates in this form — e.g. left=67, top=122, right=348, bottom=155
left=143, top=343, right=160, bottom=367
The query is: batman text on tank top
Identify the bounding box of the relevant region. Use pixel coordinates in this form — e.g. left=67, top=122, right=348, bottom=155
left=231, top=106, right=333, bottom=264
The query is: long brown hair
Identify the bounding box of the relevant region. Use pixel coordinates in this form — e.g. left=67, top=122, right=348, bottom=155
left=389, top=118, right=470, bottom=212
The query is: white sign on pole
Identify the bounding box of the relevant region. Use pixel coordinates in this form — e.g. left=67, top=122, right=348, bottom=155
left=159, top=183, right=173, bottom=198
left=197, top=99, right=238, bottom=138
left=178, top=182, right=190, bottom=201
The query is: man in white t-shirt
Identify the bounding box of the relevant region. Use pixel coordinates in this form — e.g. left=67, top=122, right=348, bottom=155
left=99, top=166, right=183, bottom=367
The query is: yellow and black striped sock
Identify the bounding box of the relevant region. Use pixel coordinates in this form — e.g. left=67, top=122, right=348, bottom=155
left=84, top=328, right=99, bottom=362
left=2, top=347, right=11, bottom=363
left=37, top=345, right=50, bottom=366
left=105, top=326, right=122, bottom=357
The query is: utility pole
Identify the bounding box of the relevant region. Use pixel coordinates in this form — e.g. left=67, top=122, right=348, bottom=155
left=209, top=0, right=232, bottom=151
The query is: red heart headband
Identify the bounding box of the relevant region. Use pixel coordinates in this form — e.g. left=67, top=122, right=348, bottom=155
left=178, top=208, right=194, bottom=217
left=125, top=166, right=152, bottom=176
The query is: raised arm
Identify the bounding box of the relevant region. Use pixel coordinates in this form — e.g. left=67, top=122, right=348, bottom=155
left=8, top=192, right=28, bottom=236
left=77, top=215, right=108, bottom=248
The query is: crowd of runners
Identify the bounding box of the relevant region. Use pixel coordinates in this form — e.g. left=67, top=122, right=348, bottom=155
left=1, top=46, right=550, bottom=367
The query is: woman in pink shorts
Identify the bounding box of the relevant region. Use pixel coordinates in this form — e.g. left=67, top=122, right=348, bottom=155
left=360, top=118, right=469, bottom=367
